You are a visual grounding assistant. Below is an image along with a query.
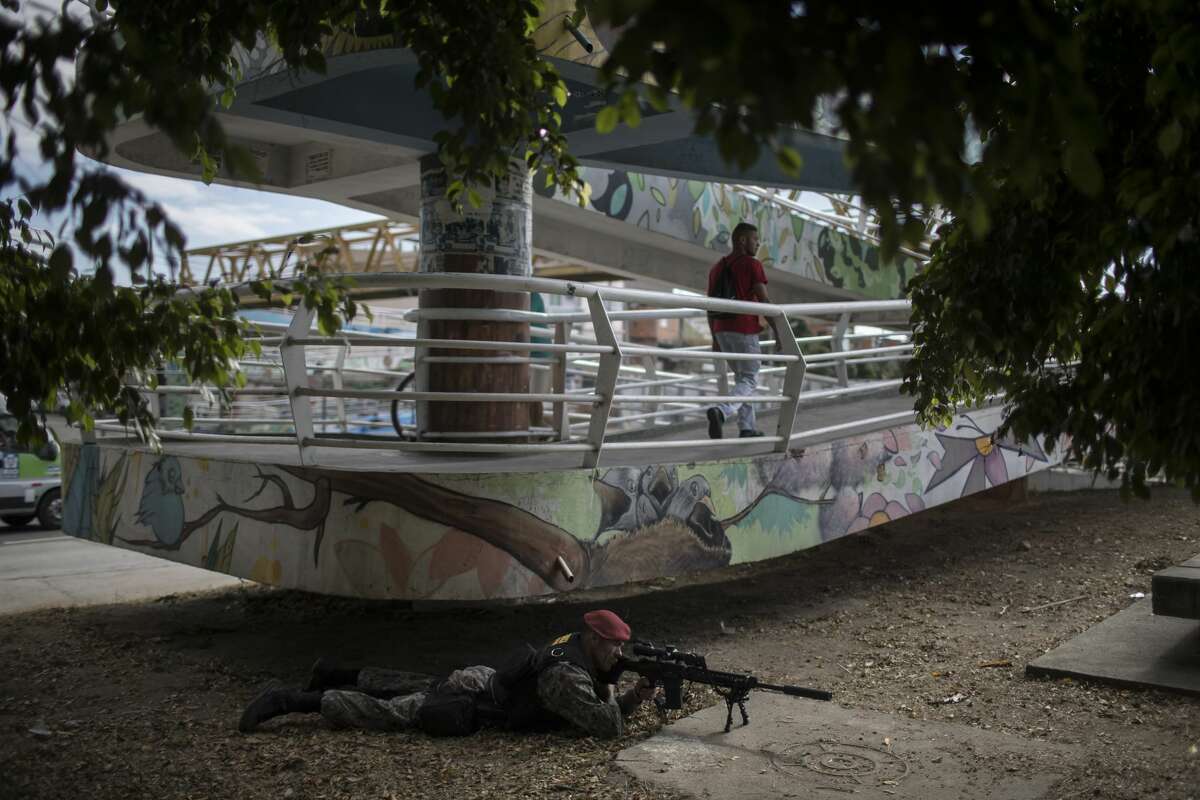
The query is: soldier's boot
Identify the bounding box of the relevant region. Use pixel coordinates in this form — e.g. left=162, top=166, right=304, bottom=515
left=238, top=686, right=322, bottom=732
left=304, top=657, right=362, bottom=692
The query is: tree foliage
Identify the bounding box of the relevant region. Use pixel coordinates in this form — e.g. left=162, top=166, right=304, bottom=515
left=903, top=0, right=1200, bottom=498
left=0, top=0, right=576, bottom=446
left=1, top=0, right=1197, bottom=497
left=587, top=0, right=1099, bottom=254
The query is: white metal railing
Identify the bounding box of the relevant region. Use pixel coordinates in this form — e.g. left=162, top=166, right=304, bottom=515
left=99, top=273, right=914, bottom=467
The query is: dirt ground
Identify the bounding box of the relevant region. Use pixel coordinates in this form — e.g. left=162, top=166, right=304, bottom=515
left=1, top=487, right=1198, bottom=800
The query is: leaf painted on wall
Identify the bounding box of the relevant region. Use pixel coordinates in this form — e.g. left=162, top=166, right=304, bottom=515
left=475, top=541, right=516, bottom=597
left=650, top=186, right=666, bottom=206
left=93, top=451, right=131, bottom=545
left=427, top=528, right=484, bottom=582
left=633, top=173, right=646, bottom=191
left=687, top=180, right=707, bottom=200
left=610, top=184, right=628, bottom=217
left=791, top=217, right=805, bottom=242
left=636, top=209, right=651, bottom=229
left=217, top=523, right=238, bottom=572
left=203, top=521, right=223, bottom=570
left=692, top=207, right=702, bottom=237
left=379, top=523, right=413, bottom=590
left=203, top=520, right=239, bottom=573
left=732, top=492, right=812, bottom=539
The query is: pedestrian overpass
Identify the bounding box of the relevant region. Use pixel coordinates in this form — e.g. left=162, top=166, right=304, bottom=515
left=61, top=13, right=1060, bottom=601
left=58, top=269, right=1057, bottom=601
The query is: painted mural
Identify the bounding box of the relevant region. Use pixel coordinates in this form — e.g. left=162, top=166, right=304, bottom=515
left=538, top=167, right=920, bottom=301
left=61, top=405, right=1058, bottom=602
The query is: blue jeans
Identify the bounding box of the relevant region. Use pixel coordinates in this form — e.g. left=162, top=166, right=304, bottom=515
left=713, top=331, right=761, bottom=432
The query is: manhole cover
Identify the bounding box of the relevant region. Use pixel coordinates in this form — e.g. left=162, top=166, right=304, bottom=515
left=771, top=740, right=909, bottom=786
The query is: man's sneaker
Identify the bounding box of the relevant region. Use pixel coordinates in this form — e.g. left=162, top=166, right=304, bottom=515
left=738, top=429, right=765, bottom=438
left=706, top=408, right=725, bottom=439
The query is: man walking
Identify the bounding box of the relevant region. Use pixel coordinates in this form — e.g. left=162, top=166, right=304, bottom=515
left=237, top=609, right=654, bottom=739
left=706, top=222, right=779, bottom=439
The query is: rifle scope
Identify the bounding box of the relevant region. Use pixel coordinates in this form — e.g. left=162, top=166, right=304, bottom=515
left=630, top=641, right=707, bottom=668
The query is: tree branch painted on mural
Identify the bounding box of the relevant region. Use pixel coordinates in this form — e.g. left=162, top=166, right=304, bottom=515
left=116, top=459, right=331, bottom=562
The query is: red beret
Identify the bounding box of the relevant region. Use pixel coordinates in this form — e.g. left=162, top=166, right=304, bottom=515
left=583, top=609, right=631, bottom=642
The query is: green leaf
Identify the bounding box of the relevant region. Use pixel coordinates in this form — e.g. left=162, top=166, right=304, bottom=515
left=48, top=245, right=72, bottom=279
left=776, top=146, right=804, bottom=176
left=596, top=105, right=620, bottom=134
left=1157, top=120, right=1183, bottom=158
left=551, top=82, right=567, bottom=107
left=1062, top=143, right=1103, bottom=196
left=967, top=202, right=990, bottom=238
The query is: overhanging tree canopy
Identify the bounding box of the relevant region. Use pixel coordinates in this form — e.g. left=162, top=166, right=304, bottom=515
left=1, top=0, right=1196, bottom=496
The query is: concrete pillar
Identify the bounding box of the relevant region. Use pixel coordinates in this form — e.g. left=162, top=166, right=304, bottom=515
left=417, top=155, right=532, bottom=438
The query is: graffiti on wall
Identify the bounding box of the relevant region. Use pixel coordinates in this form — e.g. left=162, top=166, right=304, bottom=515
left=61, top=407, right=1055, bottom=602
left=537, top=167, right=919, bottom=301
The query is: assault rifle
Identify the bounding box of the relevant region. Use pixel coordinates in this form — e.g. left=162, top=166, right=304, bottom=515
left=614, top=641, right=832, bottom=732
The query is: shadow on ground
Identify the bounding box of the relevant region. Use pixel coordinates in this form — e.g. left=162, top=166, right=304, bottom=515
left=1, top=489, right=1198, bottom=799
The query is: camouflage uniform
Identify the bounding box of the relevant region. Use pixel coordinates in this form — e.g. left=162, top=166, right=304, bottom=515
left=320, top=665, right=494, bottom=731
left=536, top=661, right=627, bottom=738
left=321, top=660, right=630, bottom=738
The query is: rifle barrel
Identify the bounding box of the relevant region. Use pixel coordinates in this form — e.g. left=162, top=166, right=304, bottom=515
left=757, top=682, right=833, bottom=701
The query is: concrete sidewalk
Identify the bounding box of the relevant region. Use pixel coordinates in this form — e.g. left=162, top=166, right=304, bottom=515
left=0, top=527, right=242, bottom=615
left=617, top=694, right=1079, bottom=800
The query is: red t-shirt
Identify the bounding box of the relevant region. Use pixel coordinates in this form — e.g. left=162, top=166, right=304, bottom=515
left=707, top=254, right=768, bottom=334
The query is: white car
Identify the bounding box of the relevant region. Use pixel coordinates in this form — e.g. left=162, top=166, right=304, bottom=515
left=0, top=411, right=62, bottom=529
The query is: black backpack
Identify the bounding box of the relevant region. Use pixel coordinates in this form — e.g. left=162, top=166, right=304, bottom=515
left=708, top=255, right=744, bottom=319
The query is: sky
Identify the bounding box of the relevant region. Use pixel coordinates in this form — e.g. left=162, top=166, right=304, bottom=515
left=113, top=171, right=380, bottom=251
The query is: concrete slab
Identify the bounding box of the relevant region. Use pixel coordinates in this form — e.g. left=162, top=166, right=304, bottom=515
left=0, top=529, right=243, bottom=615
left=1152, top=561, right=1200, bottom=619
left=1026, top=597, right=1200, bottom=696
left=616, top=696, right=1078, bottom=800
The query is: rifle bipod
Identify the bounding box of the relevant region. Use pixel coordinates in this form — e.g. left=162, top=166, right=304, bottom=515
left=717, top=687, right=751, bottom=732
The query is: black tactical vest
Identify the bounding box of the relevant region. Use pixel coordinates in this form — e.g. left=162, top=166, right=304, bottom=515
left=493, top=632, right=609, bottom=731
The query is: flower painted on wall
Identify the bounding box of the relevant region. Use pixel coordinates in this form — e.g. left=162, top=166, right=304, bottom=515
left=926, top=416, right=1049, bottom=496
left=845, top=491, right=926, bottom=533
